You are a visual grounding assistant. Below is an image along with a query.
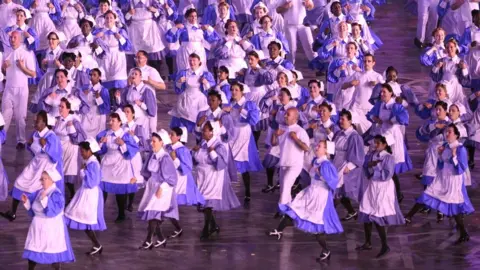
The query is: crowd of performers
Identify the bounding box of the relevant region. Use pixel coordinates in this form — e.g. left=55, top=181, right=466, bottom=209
left=0, top=0, right=477, bottom=268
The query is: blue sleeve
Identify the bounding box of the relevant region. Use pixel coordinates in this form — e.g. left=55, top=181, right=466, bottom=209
left=44, top=133, right=63, bottom=164
left=221, top=84, right=232, bottom=101
left=420, top=47, right=438, bottom=66
left=68, top=120, right=87, bottom=144
left=451, top=146, right=468, bottom=175
left=0, top=130, right=6, bottom=144
left=43, top=190, right=65, bottom=217
left=414, top=100, right=435, bottom=119
left=366, top=101, right=381, bottom=122
left=327, top=58, right=344, bottom=83
left=95, top=130, right=108, bottom=156
left=201, top=5, right=215, bottom=26
left=173, top=70, right=187, bottom=94
left=430, top=61, right=444, bottom=82
left=346, top=133, right=365, bottom=167
left=369, top=83, right=382, bottom=104
left=400, top=84, right=419, bottom=106
left=371, top=154, right=395, bottom=182
left=165, top=27, right=182, bottom=43
left=176, top=147, right=193, bottom=176
left=99, top=87, right=111, bottom=115
left=317, top=161, right=339, bottom=191
left=211, top=144, right=228, bottom=171
left=159, top=156, right=178, bottom=186
left=25, top=28, right=39, bottom=51
left=240, top=101, right=260, bottom=125
left=121, top=133, right=140, bottom=159
left=118, top=29, right=133, bottom=51
left=142, top=88, right=157, bottom=117
left=203, top=28, right=220, bottom=43
left=83, top=162, right=101, bottom=188
left=276, top=32, right=290, bottom=54
left=26, top=191, right=39, bottom=217
left=460, top=28, right=472, bottom=54
left=49, top=0, right=63, bottom=25
left=391, top=103, right=409, bottom=125
left=141, top=153, right=153, bottom=179
left=200, top=71, right=216, bottom=93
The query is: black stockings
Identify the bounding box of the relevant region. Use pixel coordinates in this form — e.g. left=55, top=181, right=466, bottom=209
left=242, top=172, right=251, bottom=198
left=85, top=230, right=101, bottom=247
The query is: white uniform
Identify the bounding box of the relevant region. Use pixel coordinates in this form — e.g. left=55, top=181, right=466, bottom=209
left=1, top=46, right=36, bottom=144
left=416, top=0, right=440, bottom=43
left=0, top=1, right=23, bottom=27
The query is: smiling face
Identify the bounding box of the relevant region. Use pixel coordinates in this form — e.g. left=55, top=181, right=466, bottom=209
left=269, top=44, right=280, bottom=59
left=339, top=114, right=352, bottom=130
left=105, top=13, right=115, bottom=28
left=59, top=100, right=70, bottom=117
left=202, top=124, right=214, bottom=141
left=123, top=106, right=134, bottom=122
left=380, top=87, right=393, bottom=103
left=436, top=85, right=448, bottom=100
left=208, top=94, right=221, bottom=110
left=99, top=2, right=109, bottom=13
left=277, top=73, right=288, bottom=87
left=231, top=84, right=243, bottom=101
left=351, top=25, right=361, bottom=38
left=40, top=172, right=54, bottom=190
left=446, top=41, right=457, bottom=56
left=187, top=11, right=198, bottom=24
left=261, top=17, right=272, bottom=30
left=56, top=71, right=68, bottom=88
left=150, top=135, right=163, bottom=152
left=386, top=69, right=397, bottom=83
left=254, top=7, right=266, bottom=19
left=189, top=56, right=200, bottom=69
left=48, top=33, right=59, bottom=49
left=434, top=29, right=445, bottom=44
left=318, top=105, right=331, bottom=122
left=81, top=20, right=92, bottom=36
left=309, top=82, right=321, bottom=98
left=109, top=115, right=121, bottom=131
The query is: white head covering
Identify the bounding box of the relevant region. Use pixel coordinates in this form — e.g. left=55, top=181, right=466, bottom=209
left=153, top=129, right=172, bottom=145
left=85, top=137, right=101, bottom=153
left=47, top=113, right=56, bottom=126
left=183, top=4, right=196, bottom=16
left=67, top=96, right=81, bottom=112
left=114, top=108, right=128, bottom=124
left=450, top=102, right=467, bottom=116
left=236, top=81, right=251, bottom=94
left=291, top=69, right=304, bottom=81
left=180, top=127, right=188, bottom=143
left=82, top=15, right=97, bottom=27
left=253, top=2, right=269, bottom=13
left=17, top=7, right=32, bottom=19
left=0, top=113, right=4, bottom=127
left=44, top=168, right=62, bottom=182
left=278, top=69, right=294, bottom=83
left=209, top=120, right=223, bottom=138
left=48, top=30, right=66, bottom=42
left=253, top=49, right=265, bottom=60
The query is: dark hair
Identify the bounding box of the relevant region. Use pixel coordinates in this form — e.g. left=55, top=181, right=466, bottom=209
left=247, top=50, right=260, bottom=59
left=204, top=121, right=214, bottom=131
left=109, top=112, right=122, bottom=122
left=189, top=53, right=201, bottom=61
left=434, top=101, right=448, bottom=111
left=473, top=9, right=480, bottom=18
left=60, top=97, right=74, bottom=114
left=308, top=79, right=321, bottom=88
left=137, top=50, right=148, bottom=59
left=61, top=52, right=76, bottom=61
left=339, top=109, right=352, bottom=121
left=318, top=101, right=333, bottom=112
left=131, top=67, right=142, bottom=75
left=268, top=41, right=282, bottom=50
left=152, top=133, right=161, bottom=141
left=16, top=9, right=26, bottom=17
left=291, top=70, right=300, bottom=80
left=37, top=110, right=51, bottom=129
left=279, top=88, right=292, bottom=100
left=123, top=104, right=135, bottom=116
left=230, top=81, right=244, bottom=92
left=259, top=15, right=272, bottom=24
left=47, top=32, right=59, bottom=40
left=185, top=8, right=197, bottom=18
left=364, top=53, right=375, bottom=62
left=171, top=127, right=183, bottom=137
left=448, top=123, right=461, bottom=139
left=104, top=10, right=117, bottom=19
left=386, top=66, right=398, bottom=76
left=79, top=141, right=101, bottom=162
left=55, top=69, right=69, bottom=78
left=99, top=0, right=110, bottom=5
left=347, top=41, right=358, bottom=50
left=224, top=19, right=236, bottom=35
left=90, top=68, right=102, bottom=77
left=79, top=18, right=94, bottom=28
left=351, top=22, right=362, bottom=31
left=373, top=135, right=392, bottom=154
left=331, top=1, right=341, bottom=10
left=218, top=66, right=229, bottom=76
left=381, top=83, right=394, bottom=95
left=208, top=90, right=223, bottom=101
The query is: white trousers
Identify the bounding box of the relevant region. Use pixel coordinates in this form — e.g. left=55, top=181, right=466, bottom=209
left=416, top=0, right=440, bottom=43
left=279, top=165, right=303, bottom=205
left=2, top=86, right=28, bottom=143
left=284, top=25, right=316, bottom=64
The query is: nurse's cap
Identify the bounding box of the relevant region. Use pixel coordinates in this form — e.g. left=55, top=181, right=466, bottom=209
left=114, top=108, right=128, bottom=124
left=153, top=129, right=172, bottom=145
left=48, top=30, right=67, bottom=42
left=235, top=81, right=251, bottom=94
left=278, top=68, right=294, bottom=83
left=326, top=141, right=335, bottom=155
left=67, top=95, right=82, bottom=112
left=253, top=49, right=265, bottom=60
left=183, top=4, right=196, bottom=16
left=46, top=113, right=56, bottom=126
left=291, top=69, right=304, bottom=81
left=253, top=2, right=269, bottom=13
left=85, top=137, right=101, bottom=153
left=209, top=120, right=222, bottom=138
left=16, top=8, right=32, bottom=19
left=180, top=127, right=188, bottom=143
left=44, top=168, right=62, bottom=182
left=65, top=48, right=80, bottom=57
left=82, top=15, right=97, bottom=27
left=0, top=112, right=4, bottom=127
left=451, top=102, right=467, bottom=116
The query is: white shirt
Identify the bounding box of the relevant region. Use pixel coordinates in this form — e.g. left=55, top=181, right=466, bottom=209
left=4, top=46, right=36, bottom=88
left=0, top=1, right=22, bottom=27
left=282, top=0, right=307, bottom=25
left=137, top=64, right=163, bottom=84
left=349, top=69, right=384, bottom=113
left=279, top=123, right=309, bottom=167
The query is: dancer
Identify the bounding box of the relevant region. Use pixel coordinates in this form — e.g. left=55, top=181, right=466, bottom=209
left=138, top=129, right=178, bottom=249
left=357, top=135, right=405, bottom=258
left=267, top=140, right=343, bottom=262
left=0, top=111, right=62, bottom=221
left=193, top=121, right=240, bottom=240
left=22, top=168, right=75, bottom=270
left=405, top=124, right=474, bottom=243
left=65, top=138, right=106, bottom=256
left=96, top=109, right=139, bottom=223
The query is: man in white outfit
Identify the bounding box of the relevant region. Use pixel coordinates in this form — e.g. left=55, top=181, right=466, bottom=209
left=1, top=31, right=36, bottom=149
left=277, top=0, right=317, bottom=64
left=272, top=108, right=310, bottom=209
left=415, top=0, right=440, bottom=48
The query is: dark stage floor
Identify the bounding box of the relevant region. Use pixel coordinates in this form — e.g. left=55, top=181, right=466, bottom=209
left=2, top=1, right=480, bottom=269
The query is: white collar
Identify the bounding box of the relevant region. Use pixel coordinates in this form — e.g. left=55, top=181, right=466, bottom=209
left=188, top=68, right=201, bottom=76
left=15, top=24, right=27, bottom=31
left=261, top=29, right=273, bottom=36
left=271, top=56, right=283, bottom=64
left=170, top=141, right=183, bottom=150
left=376, top=150, right=388, bottom=158
left=233, top=96, right=246, bottom=106
left=343, top=126, right=354, bottom=135
left=204, top=136, right=218, bottom=148
left=384, top=98, right=395, bottom=109
left=322, top=118, right=333, bottom=128
left=313, top=95, right=324, bottom=104
left=217, top=79, right=229, bottom=87
left=107, top=25, right=118, bottom=32
left=208, top=107, right=222, bottom=118
left=109, top=128, right=124, bottom=137
left=59, top=114, right=73, bottom=122
left=154, top=147, right=166, bottom=159
left=47, top=46, right=61, bottom=55
left=126, top=121, right=136, bottom=129
left=132, top=82, right=145, bottom=92
left=92, top=82, right=102, bottom=91
left=86, top=154, right=98, bottom=165
left=187, top=22, right=200, bottom=29
left=446, top=55, right=459, bottom=62
left=448, top=140, right=460, bottom=149
left=314, top=155, right=328, bottom=165
left=451, top=117, right=461, bottom=124
left=38, top=127, right=49, bottom=137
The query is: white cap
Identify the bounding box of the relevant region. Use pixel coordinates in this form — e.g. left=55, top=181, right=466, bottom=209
left=279, top=69, right=293, bottom=83
left=44, top=168, right=62, bottom=182
left=236, top=81, right=251, bottom=93
left=47, top=113, right=56, bottom=126
left=67, top=95, right=81, bottom=112
left=153, top=129, right=172, bottom=145
left=180, top=127, right=188, bottom=143
left=450, top=102, right=467, bottom=116
left=326, top=141, right=335, bottom=155
left=82, top=15, right=96, bottom=27
left=16, top=7, right=32, bottom=19
left=0, top=112, right=4, bottom=126
left=114, top=108, right=128, bottom=124
left=65, top=48, right=80, bottom=56
left=209, top=120, right=223, bottom=138
left=291, top=69, right=303, bottom=81
left=85, top=137, right=101, bottom=153
left=253, top=2, right=269, bottom=13
left=48, top=30, right=66, bottom=42
left=254, top=49, right=265, bottom=60
left=183, top=4, right=196, bottom=16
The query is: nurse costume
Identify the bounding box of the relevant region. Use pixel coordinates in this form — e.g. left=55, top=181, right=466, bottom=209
left=23, top=0, right=61, bottom=51
left=75, top=82, right=111, bottom=138
left=57, top=0, right=86, bottom=42
left=430, top=55, right=470, bottom=105
left=38, top=83, right=75, bottom=117
left=213, top=35, right=249, bottom=79
left=22, top=172, right=75, bottom=266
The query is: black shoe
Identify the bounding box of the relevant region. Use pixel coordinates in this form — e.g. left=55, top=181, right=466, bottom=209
left=197, top=204, right=205, bottom=212
left=266, top=229, right=283, bottom=240
left=342, top=211, right=358, bottom=221
left=209, top=226, right=220, bottom=236
left=273, top=212, right=282, bottom=219
left=243, top=196, right=250, bottom=207
left=86, top=246, right=103, bottom=256
left=415, top=174, right=423, bottom=180
left=355, top=243, right=373, bottom=250
left=437, top=212, right=444, bottom=223
left=16, top=143, right=25, bottom=150
left=154, top=239, right=167, bottom=248
left=404, top=217, right=412, bottom=225
left=200, top=228, right=210, bottom=240
left=115, top=215, right=126, bottom=223
left=127, top=204, right=133, bottom=212
left=376, top=246, right=390, bottom=258
left=261, top=185, right=276, bottom=193
left=316, top=250, right=331, bottom=262
left=273, top=183, right=280, bottom=190
left=419, top=207, right=431, bottom=214
left=455, top=233, right=470, bottom=245
left=138, top=241, right=153, bottom=250
left=0, top=211, right=16, bottom=222
left=414, top=38, right=424, bottom=49
left=169, top=229, right=183, bottom=238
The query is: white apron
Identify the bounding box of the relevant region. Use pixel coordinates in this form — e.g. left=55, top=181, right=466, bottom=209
left=64, top=168, right=100, bottom=225
left=81, top=91, right=107, bottom=138
left=55, top=119, right=80, bottom=176
left=176, top=27, right=207, bottom=71
left=128, top=8, right=165, bottom=54
left=98, top=34, right=127, bottom=82
left=100, top=134, right=134, bottom=184
left=169, top=76, right=209, bottom=122
left=228, top=107, right=251, bottom=162
left=138, top=154, right=173, bottom=212
left=194, top=143, right=225, bottom=200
